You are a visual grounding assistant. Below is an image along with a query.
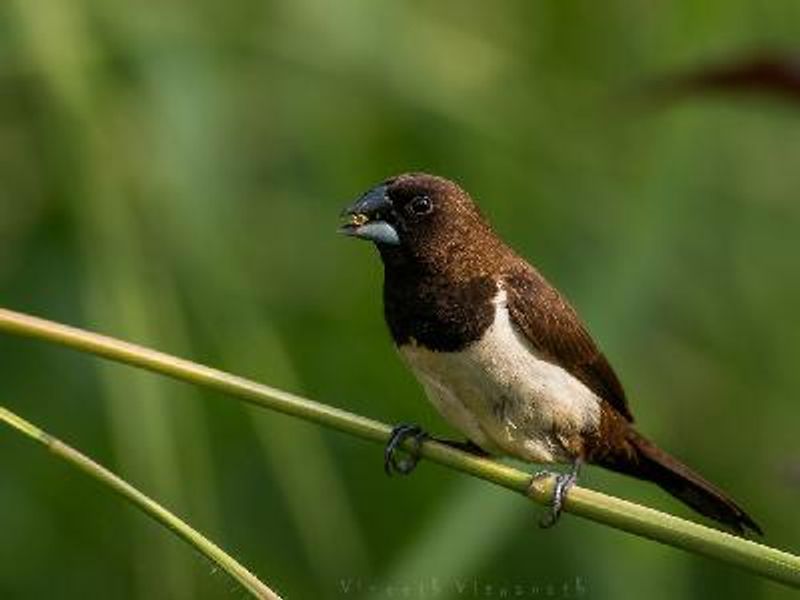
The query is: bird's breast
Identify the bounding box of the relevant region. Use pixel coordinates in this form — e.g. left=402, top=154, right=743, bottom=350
left=383, top=272, right=497, bottom=352
left=398, top=288, right=602, bottom=464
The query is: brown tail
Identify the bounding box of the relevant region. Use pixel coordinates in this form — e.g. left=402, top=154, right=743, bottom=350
left=604, top=430, right=762, bottom=536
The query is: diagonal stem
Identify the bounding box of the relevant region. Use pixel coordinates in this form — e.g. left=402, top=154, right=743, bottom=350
left=1, top=306, right=799, bottom=589
left=0, top=405, right=281, bottom=600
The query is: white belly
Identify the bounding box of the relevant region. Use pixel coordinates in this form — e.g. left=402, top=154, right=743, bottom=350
left=398, top=288, right=602, bottom=464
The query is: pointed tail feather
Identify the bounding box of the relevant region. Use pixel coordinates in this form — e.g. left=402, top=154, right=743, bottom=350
left=607, top=430, right=762, bottom=536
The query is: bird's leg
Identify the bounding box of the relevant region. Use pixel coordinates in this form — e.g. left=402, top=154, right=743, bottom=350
left=534, top=458, right=582, bottom=528
left=385, top=423, right=429, bottom=476
left=435, top=438, right=490, bottom=457
left=385, top=425, right=490, bottom=476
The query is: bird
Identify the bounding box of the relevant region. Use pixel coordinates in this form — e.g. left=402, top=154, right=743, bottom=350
left=339, top=172, right=762, bottom=536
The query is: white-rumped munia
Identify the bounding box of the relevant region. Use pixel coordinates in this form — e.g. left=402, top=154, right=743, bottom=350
left=340, top=172, right=761, bottom=535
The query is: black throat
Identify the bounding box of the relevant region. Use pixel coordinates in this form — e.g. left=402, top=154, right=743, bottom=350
left=382, top=264, right=497, bottom=353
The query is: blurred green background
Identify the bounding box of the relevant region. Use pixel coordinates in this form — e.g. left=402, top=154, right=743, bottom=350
left=1, top=1, right=799, bottom=599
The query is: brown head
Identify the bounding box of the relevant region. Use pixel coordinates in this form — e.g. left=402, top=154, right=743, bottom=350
left=340, top=173, right=498, bottom=271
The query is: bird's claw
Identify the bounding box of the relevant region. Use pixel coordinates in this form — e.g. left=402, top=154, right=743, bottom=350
left=385, top=423, right=428, bottom=476
left=533, top=460, right=581, bottom=528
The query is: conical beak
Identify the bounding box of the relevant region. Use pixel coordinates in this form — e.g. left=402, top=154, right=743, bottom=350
left=339, top=185, right=400, bottom=246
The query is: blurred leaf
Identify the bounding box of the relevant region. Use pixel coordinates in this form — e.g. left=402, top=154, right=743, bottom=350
left=648, top=53, right=800, bottom=105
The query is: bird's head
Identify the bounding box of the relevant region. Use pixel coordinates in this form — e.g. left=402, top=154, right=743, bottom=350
left=340, top=173, right=492, bottom=266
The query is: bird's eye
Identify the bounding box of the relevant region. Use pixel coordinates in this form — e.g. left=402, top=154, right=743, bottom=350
left=408, top=195, right=433, bottom=216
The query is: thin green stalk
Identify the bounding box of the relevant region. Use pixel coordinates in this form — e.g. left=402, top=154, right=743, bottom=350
left=0, top=405, right=281, bottom=600
left=1, top=306, right=799, bottom=589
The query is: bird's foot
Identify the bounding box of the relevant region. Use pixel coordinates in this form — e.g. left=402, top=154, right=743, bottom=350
left=532, top=459, right=582, bottom=528
left=385, top=423, right=429, bottom=476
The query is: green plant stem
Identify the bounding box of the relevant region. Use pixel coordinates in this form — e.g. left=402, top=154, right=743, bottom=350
left=1, top=307, right=799, bottom=589
left=0, top=405, right=281, bottom=600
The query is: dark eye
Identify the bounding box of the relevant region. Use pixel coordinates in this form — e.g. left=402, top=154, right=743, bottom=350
left=408, top=195, right=433, bottom=216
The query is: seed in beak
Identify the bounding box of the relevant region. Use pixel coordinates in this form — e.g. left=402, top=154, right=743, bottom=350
left=349, top=213, right=369, bottom=227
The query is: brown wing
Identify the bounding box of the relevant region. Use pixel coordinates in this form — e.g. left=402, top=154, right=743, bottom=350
left=503, top=268, right=634, bottom=422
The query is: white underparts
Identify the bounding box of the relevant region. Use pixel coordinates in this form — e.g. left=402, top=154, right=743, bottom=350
left=398, top=286, right=602, bottom=464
